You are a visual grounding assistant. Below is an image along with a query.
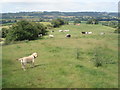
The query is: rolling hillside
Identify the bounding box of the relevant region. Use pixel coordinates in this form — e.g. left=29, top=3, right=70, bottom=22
left=2, top=24, right=118, bottom=88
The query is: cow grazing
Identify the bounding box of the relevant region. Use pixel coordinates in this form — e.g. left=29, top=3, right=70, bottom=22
left=38, top=34, right=42, bottom=37
left=59, top=30, right=63, bottom=32
left=49, top=34, right=54, bottom=38
left=76, top=24, right=80, bottom=26
left=87, top=32, right=92, bottom=34
left=51, top=31, right=54, bottom=33
left=64, top=30, right=70, bottom=32
left=65, top=34, right=71, bottom=38
left=100, top=32, right=105, bottom=35
left=81, top=32, right=86, bottom=34
left=81, top=32, right=92, bottom=34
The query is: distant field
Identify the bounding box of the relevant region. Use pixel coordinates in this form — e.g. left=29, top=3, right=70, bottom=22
left=2, top=24, right=118, bottom=88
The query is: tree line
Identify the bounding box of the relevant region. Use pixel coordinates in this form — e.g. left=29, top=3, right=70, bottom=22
left=2, top=12, right=117, bottom=19
left=1, top=18, right=68, bottom=44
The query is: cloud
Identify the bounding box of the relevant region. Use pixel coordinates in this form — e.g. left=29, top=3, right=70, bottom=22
left=1, top=0, right=119, bottom=3
left=1, top=1, right=118, bottom=13
left=79, top=2, right=118, bottom=12
left=1, top=0, right=73, bottom=3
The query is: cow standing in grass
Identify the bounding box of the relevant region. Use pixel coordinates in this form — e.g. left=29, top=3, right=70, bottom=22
left=81, top=32, right=86, bottom=34
left=51, top=31, right=54, bottom=33
left=87, top=32, right=92, bottom=34
left=49, top=34, right=54, bottom=38
left=65, top=34, right=71, bottom=38
left=100, top=32, right=105, bottom=35
left=38, top=34, right=42, bottom=37
left=64, top=30, right=70, bottom=32
left=81, top=32, right=92, bottom=34
left=59, top=30, right=63, bottom=32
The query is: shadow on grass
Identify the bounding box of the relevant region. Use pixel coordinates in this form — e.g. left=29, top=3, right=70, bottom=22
left=13, top=63, right=48, bottom=71
left=33, top=63, right=48, bottom=68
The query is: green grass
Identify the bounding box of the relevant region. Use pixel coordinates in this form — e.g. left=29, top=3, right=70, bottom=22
left=2, top=24, right=118, bottom=88
left=38, top=22, right=51, bottom=25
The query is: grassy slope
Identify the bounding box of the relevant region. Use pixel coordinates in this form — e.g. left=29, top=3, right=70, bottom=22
left=2, top=24, right=118, bottom=88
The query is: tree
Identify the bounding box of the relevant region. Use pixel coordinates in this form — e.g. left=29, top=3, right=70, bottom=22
left=46, top=24, right=53, bottom=29
left=56, top=18, right=65, bottom=25
left=86, top=19, right=99, bottom=24
left=114, top=22, right=120, bottom=33
left=6, top=20, right=40, bottom=42
left=34, top=23, right=47, bottom=35
left=51, top=19, right=61, bottom=27
left=74, top=18, right=81, bottom=24
left=51, top=18, right=68, bottom=28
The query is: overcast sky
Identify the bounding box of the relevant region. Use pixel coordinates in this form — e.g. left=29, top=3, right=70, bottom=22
left=0, top=0, right=119, bottom=13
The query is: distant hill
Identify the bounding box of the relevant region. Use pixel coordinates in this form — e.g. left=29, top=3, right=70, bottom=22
left=1, top=11, right=118, bottom=20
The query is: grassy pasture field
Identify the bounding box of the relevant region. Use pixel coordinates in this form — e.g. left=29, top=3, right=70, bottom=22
left=2, top=24, right=118, bottom=88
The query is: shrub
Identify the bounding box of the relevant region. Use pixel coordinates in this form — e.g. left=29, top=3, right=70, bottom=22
left=74, top=18, right=81, bottom=24
left=114, top=29, right=120, bottom=33
left=102, top=21, right=118, bottom=28
left=5, top=20, right=47, bottom=43
left=114, top=22, right=120, bottom=33
left=46, top=24, right=53, bottom=29
left=34, top=23, right=47, bottom=35
left=86, top=19, right=99, bottom=24
left=76, top=48, right=81, bottom=59
left=92, top=46, right=117, bottom=67
left=57, top=18, right=65, bottom=25
left=109, top=21, right=118, bottom=28
left=92, top=47, right=103, bottom=67
left=51, top=18, right=68, bottom=28
left=1, top=28, right=9, bottom=38
left=76, top=48, right=84, bottom=60
left=51, top=19, right=61, bottom=27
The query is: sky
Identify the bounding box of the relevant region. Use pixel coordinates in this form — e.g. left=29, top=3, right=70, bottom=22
left=0, top=0, right=119, bottom=13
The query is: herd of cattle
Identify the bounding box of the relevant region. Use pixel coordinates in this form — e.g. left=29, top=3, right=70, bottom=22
left=38, top=29, right=105, bottom=38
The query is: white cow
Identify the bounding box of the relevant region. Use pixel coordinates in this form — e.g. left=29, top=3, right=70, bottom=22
left=87, top=32, right=92, bottom=34
left=49, top=34, right=54, bottom=38
left=59, top=30, right=63, bottom=32
left=64, top=30, right=70, bottom=32
left=100, top=32, right=105, bottom=35
left=38, top=34, right=42, bottom=37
